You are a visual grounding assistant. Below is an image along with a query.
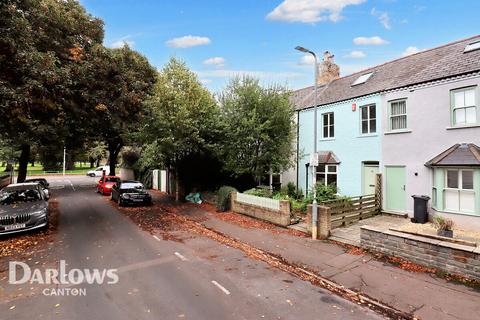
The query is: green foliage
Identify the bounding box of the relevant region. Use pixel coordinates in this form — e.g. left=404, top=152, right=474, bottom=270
left=120, top=149, right=140, bottom=168
left=218, top=76, right=296, bottom=183
left=216, top=186, right=237, bottom=212
left=433, top=216, right=454, bottom=231
left=314, top=183, right=338, bottom=203
left=244, top=187, right=271, bottom=198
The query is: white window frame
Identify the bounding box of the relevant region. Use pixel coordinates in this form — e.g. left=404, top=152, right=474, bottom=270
left=360, top=104, right=376, bottom=135
left=443, top=169, right=475, bottom=214
left=388, top=99, right=407, bottom=131
left=451, top=86, right=478, bottom=126
left=322, top=112, right=334, bottom=138
left=316, top=164, right=338, bottom=187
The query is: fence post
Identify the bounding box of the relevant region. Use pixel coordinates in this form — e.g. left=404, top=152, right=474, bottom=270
left=318, top=205, right=331, bottom=239
left=375, top=173, right=382, bottom=214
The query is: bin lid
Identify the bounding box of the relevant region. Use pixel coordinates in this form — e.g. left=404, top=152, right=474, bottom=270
left=411, top=195, right=430, bottom=200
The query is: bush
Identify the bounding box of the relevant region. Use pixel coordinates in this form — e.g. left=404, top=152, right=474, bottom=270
left=216, top=186, right=237, bottom=212
left=433, top=216, right=454, bottom=231
left=314, top=183, right=338, bottom=202
left=244, top=187, right=271, bottom=198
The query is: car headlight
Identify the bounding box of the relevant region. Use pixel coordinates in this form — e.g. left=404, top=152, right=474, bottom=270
left=122, top=194, right=130, bottom=199
left=32, top=208, right=48, bottom=217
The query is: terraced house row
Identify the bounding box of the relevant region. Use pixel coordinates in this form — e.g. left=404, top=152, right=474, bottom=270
left=282, top=35, right=480, bottom=231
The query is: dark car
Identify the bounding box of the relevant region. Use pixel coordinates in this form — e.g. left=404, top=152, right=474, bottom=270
left=110, top=181, right=152, bottom=206
left=24, top=178, right=49, bottom=190
left=0, top=183, right=49, bottom=235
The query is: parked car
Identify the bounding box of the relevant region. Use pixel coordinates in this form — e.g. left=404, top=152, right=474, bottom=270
left=97, top=176, right=121, bottom=195
left=87, top=166, right=113, bottom=177
left=24, top=178, right=49, bottom=190
left=0, top=183, right=49, bottom=235
left=110, top=181, right=152, bottom=206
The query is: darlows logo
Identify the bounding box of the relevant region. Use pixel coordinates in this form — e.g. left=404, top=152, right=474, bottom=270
left=9, top=261, right=119, bottom=296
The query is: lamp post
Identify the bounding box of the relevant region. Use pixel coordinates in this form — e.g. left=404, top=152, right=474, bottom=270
left=295, top=46, right=319, bottom=240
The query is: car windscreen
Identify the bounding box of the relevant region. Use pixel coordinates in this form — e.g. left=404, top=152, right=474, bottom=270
left=0, top=189, right=42, bottom=205
left=105, top=177, right=120, bottom=183
left=120, top=183, right=144, bottom=190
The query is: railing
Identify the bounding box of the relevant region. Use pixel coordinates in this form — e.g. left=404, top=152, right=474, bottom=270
left=323, top=194, right=380, bottom=229
left=236, top=192, right=280, bottom=211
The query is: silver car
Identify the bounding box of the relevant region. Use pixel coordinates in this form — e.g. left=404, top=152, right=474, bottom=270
left=0, top=183, right=49, bottom=235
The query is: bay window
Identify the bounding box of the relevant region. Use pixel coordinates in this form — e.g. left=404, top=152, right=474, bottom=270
left=444, top=169, right=475, bottom=213
left=316, top=164, right=338, bottom=187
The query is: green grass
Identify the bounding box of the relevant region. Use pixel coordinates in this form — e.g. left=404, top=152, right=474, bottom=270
left=0, top=162, right=92, bottom=176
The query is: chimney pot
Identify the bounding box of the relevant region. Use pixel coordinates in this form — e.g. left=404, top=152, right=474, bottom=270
left=316, top=51, right=340, bottom=86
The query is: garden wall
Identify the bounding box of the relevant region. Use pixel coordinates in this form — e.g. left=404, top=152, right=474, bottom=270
left=230, top=192, right=291, bottom=227
left=361, top=226, right=480, bottom=280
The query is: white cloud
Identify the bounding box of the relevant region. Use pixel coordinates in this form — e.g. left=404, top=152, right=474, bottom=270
left=203, top=57, right=225, bottom=68
left=345, top=50, right=366, bottom=58
left=108, top=36, right=135, bottom=49
left=353, top=36, right=389, bottom=46
left=266, top=0, right=366, bottom=23
left=166, top=35, right=211, bottom=48
left=401, top=46, right=423, bottom=57
left=298, top=54, right=316, bottom=65
left=200, top=79, right=212, bottom=85
left=371, top=8, right=391, bottom=29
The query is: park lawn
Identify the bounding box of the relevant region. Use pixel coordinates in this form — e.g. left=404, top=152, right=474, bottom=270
left=0, top=163, right=92, bottom=176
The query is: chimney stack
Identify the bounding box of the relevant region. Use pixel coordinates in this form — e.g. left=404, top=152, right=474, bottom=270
left=316, top=51, right=340, bottom=86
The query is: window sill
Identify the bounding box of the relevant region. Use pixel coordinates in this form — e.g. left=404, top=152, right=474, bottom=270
left=320, top=137, right=335, bottom=141
left=431, top=207, right=479, bottom=217
left=357, top=134, right=378, bottom=138
left=384, top=129, right=412, bottom=135
left=446, top=124, right=480, bottom=130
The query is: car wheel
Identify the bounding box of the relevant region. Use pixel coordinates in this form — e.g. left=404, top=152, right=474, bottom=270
left=118, top=198, right=123, bottom=207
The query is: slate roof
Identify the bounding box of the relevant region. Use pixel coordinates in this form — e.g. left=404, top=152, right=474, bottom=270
left=425, top=144, right=480, bottom=167
left=317, top=151, right=340, bottom=164
left=292, top=35, right=480, bottom=110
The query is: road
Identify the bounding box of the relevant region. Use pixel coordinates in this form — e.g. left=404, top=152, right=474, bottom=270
left=0, top=175, right=384, bottom=320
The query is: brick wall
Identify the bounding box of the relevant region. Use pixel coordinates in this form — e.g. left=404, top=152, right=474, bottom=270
left=230, top=192, right=291, bottom=227
left=361, top=226, right=480, bottom=280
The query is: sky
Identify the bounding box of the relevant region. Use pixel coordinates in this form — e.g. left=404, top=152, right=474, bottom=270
left=80, top=0, right=480, bottom=93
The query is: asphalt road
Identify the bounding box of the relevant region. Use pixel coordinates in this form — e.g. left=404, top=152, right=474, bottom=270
left=0, top=175, right=384, bottom=320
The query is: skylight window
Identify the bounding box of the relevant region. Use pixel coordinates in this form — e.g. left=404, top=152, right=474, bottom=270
left=464, top=41, right=480, bottom=53
left=352, top=72, right=374, bottom=86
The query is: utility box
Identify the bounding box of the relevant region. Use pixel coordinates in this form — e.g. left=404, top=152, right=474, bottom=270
left=411, top=195, right=430, bottom=224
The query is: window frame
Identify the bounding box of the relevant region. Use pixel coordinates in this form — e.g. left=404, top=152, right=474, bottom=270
left=360, top=104, right=377, bottom=135
left=316, top=164, right=338, bottom=187
left=388, top=98, right=408, bottom=131
left=443, top=168, right=475, bottom=214
left=450, top=86, right=478, bottom=127
left=322, top=112, right=335, bottom=139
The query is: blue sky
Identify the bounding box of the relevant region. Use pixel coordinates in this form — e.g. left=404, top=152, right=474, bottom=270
left=80, top=0, right=480, bottom=93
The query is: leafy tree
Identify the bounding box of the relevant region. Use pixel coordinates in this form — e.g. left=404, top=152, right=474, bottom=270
left=138, top=58, right=221, bottom=200
left=86, top=45, right=157, bottom=175
left=0, top=0, right=104, bottom=181
left=86, top=141, right=107, bottom=168
left=219, top=76, right=296, bottom=184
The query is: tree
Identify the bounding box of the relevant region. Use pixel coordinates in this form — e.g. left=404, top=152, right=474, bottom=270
left=138, top=58, right=221, bottom=200
left=219, top=76, right=296, bottom=184
left=87, top=45, right=157, bottom=175
left=0, top=0, right=104, bottom=181
left=86, top=141, right=107, bottom=168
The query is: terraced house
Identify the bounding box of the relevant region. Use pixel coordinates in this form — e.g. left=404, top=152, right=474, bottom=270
left=284, top=35, right=480, bottom=230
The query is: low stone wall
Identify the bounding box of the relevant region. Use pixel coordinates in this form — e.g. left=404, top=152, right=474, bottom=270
left=361, top=226, right=480, bottom=280
left=0, top=174, right=10, bottom=189
left=230, top=192, right=291, bottom=227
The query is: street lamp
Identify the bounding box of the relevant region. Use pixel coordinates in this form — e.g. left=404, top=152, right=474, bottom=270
left=296, top=45, right=319, bottom=240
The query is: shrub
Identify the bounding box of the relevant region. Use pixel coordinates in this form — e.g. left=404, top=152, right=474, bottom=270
left=314, top=183, right=338, bottom=202
left=286, top=182, right=296, bottom=198
left=244, top=187, right=271, bottom=198
left=216, top=186, right=237, bottom=212
left=433, top=216, right=454, bottom=231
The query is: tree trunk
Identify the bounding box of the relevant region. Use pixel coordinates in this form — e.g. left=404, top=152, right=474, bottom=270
left=175, top=173, right=180, bottom=202
left=17, top=144, right=30, bottom=182
left=89, top=157, right=95, bottom=168
left=107, top=140, right=122, bottom=176
left=96, top=158, right=100, bottom=167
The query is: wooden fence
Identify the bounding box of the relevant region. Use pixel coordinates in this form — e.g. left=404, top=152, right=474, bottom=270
left=323, top=173, right=382, bottom=229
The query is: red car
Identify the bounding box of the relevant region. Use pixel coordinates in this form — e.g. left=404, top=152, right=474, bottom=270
left=97, top=176, right=121, bottom=195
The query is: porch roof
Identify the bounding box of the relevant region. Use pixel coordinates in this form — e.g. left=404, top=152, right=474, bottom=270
left=318, top=151, right=340, bottom=164
left=425, top=143, right=480, bottom=167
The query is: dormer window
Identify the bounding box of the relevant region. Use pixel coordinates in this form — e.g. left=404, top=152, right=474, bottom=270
left=464, top=40, right=480, bottom=53
left=352, top=72, right=373, bottom=86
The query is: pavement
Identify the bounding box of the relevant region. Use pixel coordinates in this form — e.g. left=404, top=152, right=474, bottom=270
left=174, top=202, right=480, bottom=320
left=0, top=175, right=383, bottom=320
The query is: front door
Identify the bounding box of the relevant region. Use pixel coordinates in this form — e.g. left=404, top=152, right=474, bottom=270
left=385, top=166, right=406, bottom=211
left=362, top=163, right=379, bottom=195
